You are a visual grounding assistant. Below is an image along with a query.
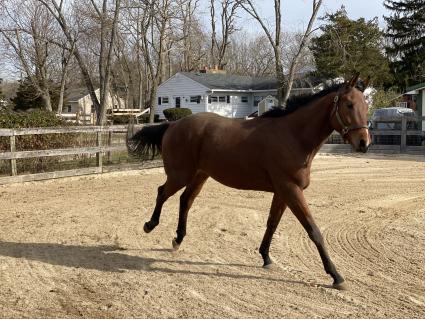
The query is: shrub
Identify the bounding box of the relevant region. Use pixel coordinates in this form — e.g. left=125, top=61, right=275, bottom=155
left=0, top=110, right=89, bottom=175
left=139, top=113, right=160, bottom=123
left=0, top=109, right=66, bottom=129
left=162, top=108, right=192, bottom=121
left=110, top=114, right=135, bottom=124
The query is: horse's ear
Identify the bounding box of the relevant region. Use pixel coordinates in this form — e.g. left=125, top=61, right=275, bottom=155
left=362, top=76, right=371, bottom=91
left=348, top=72, right=360, bottom=88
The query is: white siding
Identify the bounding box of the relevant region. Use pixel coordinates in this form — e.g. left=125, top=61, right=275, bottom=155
left=206, top=94, right=253, bottom=118
left=156, top=72, right=281, bottom=119
left=206, top=92, right=276, bottom=118
left=156, top=73, right=208, bottom=118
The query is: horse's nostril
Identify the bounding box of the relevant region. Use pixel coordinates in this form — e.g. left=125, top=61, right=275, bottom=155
left=360, top=139, right=366, bottom=148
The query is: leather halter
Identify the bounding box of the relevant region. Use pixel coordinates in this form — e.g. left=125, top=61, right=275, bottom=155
left=332, top=94, right=369, bottom=138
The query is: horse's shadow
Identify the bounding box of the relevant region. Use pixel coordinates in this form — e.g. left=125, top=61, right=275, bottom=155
left=0, top=242, right=325, bottom=288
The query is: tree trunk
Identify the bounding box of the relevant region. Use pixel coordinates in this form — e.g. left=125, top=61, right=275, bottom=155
left=148, top=82, right=157, bottom=123
left=41, top=90, right=52, bottom=112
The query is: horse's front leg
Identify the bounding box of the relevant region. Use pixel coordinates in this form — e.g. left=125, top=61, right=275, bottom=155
left=278, top=183, right=346, bottom=290
left=259, top=194, right=287, bottom=268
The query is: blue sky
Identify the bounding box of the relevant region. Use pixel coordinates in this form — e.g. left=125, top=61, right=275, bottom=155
left=239, top=0, right=389, bottom=32
left=1, top=1, right=390, bottom=80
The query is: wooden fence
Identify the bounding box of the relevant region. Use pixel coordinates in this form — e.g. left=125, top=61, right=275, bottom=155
left=324, top=116, right=425, bottom=155
left=0, top=125, right=147, bottom=185
left=1, top=117, right=424, bottom=185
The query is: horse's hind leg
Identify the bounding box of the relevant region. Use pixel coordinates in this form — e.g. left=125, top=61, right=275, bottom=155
left=172, top=172, right=209, bottom=250
left=144, top=177, right=184, bottom=233
left=259, top=194, right=287, bottom=268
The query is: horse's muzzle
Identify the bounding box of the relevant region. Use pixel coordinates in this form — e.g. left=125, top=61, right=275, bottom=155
left=355, top=139, right=369, bottom=153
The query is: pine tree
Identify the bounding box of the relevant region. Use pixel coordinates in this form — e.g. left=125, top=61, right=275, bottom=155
left=310, top=7, right=392, bottom=87
left=11, top=77, right=59, bottom=111
left=384, top=0, right=425, bottom=89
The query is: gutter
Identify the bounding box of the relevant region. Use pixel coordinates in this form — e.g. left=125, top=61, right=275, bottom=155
left=208, top=88, right=311, bottom=94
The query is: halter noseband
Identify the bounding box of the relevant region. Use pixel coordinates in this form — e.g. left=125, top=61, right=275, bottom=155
left=332, top=94, right=369, bottom=138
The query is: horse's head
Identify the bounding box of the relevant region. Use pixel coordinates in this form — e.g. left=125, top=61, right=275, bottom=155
left=331, top=73, right=371, bottom=153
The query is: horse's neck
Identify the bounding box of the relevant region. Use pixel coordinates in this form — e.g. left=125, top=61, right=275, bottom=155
left=289, top=94, right=335, bottom=155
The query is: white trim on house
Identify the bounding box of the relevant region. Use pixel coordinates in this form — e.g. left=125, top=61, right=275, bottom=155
left=156, top=72, right=316, bottom=119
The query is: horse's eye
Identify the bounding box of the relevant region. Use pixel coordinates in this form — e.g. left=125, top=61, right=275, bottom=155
left=347, top=103, right=354, bottom=110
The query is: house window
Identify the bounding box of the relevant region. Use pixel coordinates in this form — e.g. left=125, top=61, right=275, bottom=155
left=190, top=96, right=201, bottom=103
left=209, top=96, right=218, bottom=103
left=254, top=96, right=263, bottom=107
left=162, top=97, right=169, bottom=104
left=218, top=96, right=226, bottom=102
left=66, top=105, right=72, bottom=113
left=226, top=95, right=230, bottom=103
left=241, top=96, right=248, bottom=103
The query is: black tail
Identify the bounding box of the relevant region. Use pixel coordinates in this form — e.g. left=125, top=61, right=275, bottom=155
left=126, top=123, right=170, bottom=159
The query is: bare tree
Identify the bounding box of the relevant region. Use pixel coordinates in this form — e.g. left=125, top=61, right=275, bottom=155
left=0, top=0, right=56, bottom=111
left=240, top=0, right=322, bottom=106
left=226, top=33, right=275, bottom=76
left=89, top=0, right=122, bottom=124
left=131, top=0, right=174, bottom=123
left=175, top=0, right=206, bottom=71
left=281, top=1, right=322, bottom=105
left=56, top=41, right=75, bottom=114
left=210, top=0, right=240, bottom=69
left=37, top=0, right=121, bottom=124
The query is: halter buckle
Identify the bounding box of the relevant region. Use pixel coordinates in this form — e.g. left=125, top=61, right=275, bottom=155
left=334, top=95, right=339, bottom=104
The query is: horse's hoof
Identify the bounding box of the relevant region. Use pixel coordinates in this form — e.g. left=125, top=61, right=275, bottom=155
left=172, top=238, right=180, bottom=251
left=263, top=263, right=274, bottom=270
left=143, top=222, right=152, bottom=233
left=333, top=281, right=348, bottom=291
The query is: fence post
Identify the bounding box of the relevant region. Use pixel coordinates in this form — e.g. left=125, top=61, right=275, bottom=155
left=401, top=117, right=407, bottom=153
left=10, top=131, right=17, bottom=176
left=96, top=127, right=103, bottom=172
left=107, top=130, right=112, bottom=164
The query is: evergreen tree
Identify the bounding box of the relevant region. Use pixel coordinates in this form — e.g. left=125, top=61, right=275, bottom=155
left=11, top=78, right=59, bottom=112
left=384, top=0, right=425, bottom=89
left=310, top=7, right=392, bottom=87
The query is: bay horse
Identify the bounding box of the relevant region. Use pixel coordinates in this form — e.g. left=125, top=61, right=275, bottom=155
left=127, top=74, right=371, bottom=290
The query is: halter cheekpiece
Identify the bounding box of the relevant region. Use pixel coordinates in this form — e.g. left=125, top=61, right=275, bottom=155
left=332, top=94, right=368, bottom=138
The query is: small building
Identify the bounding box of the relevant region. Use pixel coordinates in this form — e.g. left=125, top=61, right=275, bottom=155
left=61, top=88, right=125, bottom=124
left=404, top=82, right=425, bottom=130
left=405, top=82, right=425, bottom=114
left=156, top=71, right=317, bottom=119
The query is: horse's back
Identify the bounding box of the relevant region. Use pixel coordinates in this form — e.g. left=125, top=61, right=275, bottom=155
left=161, top=113, right=273, bottom=191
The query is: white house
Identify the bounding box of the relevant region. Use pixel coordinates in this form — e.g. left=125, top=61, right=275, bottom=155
left=156, top=71, right=318, bottom=119
left=61, top=88, right=125, bottom=124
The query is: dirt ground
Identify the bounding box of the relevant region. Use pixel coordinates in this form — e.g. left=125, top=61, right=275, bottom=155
left=0, top=154, right=424, bottom=319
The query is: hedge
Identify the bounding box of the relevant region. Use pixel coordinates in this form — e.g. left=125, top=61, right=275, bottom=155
left=0, top=109, right=67, bottom=129
left=162, top=108, right=192, bottom=121
left=0, top=110, right=89, bottom=174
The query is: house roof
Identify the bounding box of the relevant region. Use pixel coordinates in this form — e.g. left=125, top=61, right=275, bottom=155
left=180, top=72, right=319, bottom=91
left=406, top=82, right=425, bottom=92
left=66, top=88, right=97, bottom=102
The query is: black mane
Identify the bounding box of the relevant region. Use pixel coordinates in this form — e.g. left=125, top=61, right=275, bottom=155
left=261, top=83, right=343, bottom=118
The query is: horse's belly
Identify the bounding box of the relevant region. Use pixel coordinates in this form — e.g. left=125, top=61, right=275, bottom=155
left=201, top=163, right=274, bottom=192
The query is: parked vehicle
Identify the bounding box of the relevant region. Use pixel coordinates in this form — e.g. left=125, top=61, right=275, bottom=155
left=370, top=107, right=424, bottom=145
